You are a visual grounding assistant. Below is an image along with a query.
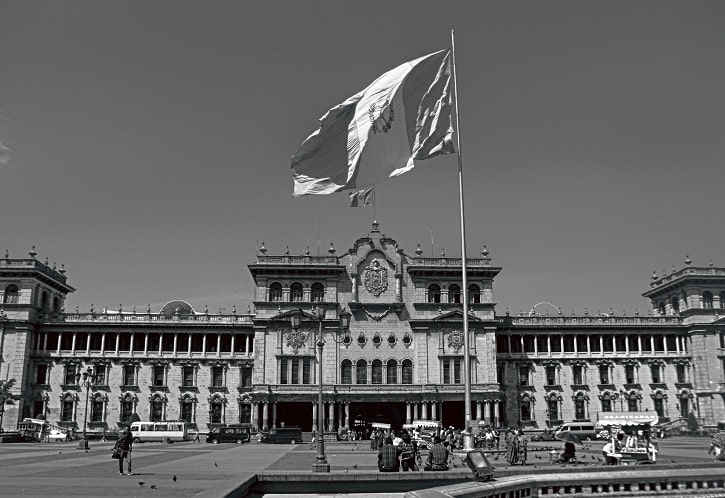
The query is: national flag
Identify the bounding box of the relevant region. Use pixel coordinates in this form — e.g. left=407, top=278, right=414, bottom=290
left=292, top=50, right=454, bottom=197
left=349, top=187, right=375, bottom=207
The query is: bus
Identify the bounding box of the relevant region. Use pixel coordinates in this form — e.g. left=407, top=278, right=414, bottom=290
left=129, top=421, right=189, bottom=443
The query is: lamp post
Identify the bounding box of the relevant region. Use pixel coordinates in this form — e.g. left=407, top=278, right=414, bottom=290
left=290, top=304, right=351, bottom=473
left=77, top=366, right=97, bottom=450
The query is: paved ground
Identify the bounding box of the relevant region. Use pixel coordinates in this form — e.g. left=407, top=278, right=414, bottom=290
left=0, top=436, right=718, bottom=498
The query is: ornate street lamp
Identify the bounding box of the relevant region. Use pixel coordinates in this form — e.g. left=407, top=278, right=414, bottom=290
left=77, top=366, right=97, bottom=450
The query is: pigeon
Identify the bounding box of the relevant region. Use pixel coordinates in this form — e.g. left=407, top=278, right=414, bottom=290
left=353, top=464, right=358, bottom=469
left=214, top=462, right=218, bottom=467
left=172, top=475, right=177, bottom=482
left=139, top=482, right=145, bottom=487
left=150, top=485, right=157, bottom=490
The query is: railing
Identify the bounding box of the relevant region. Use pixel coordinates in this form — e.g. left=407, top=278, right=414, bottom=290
left=256, top=255, right=340, bottom=265
left=0, top=257, right=69, bottom=285
left=42, top=312, right=254, bottom=324
left=649, top=266, right=725, bottom=288
left=403, top=464, right=725, bottom=497
left=512, top=316, right=682, bottom=326
left=412, top=257, right=491, bottom=267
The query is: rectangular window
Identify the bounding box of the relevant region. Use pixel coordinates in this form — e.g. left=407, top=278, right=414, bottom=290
left=550, top=335, right=561, bottom=353
left=590, top=335, right=601, bottom=353
left=121, top=400, right=134, bottom=422
left=280, top=359, right=288, bottom=384
left=547, top=400, right=558, bottom=421
left=572, top=365, right=583, bottom=385
left=523, top=335, right=535, bottom=353
left=575, top=400, right=586, bottom=420
left=94, top=365, right=107, bottom=386
left=151, top=400, right=163, bottom=422
left=563, top=336, right=574, bottom=353
left=615, top=336, right=626, bottom=352
left=625, top=365, right=636, bottom=384
left=546, top=365, right=557, bottom=386
left=519, top=365, right=529, bottom=386
left=497, top=365, right=504, bottom=385
left=61, top=401, right=74, bottom=422
left=36, top=364, right=48, bottom=385
left=183, top=366, right=195, bottom=387
left=510, top=335, right=521, bottom=353
left=64, top=364, right=77, bottom=385
left=123, top=365, right=136, bottom=386
left=212, top=366, right=224, bottom=387
left=628, top=335, right=639, bottom=352
left=576, top=335, right=588, bottom=353
left=603, top=336, right=613, bottom=352
left=650, top=364, right=661, bottom=384
left=453, top=358, right=461, bottom=384
left=210, top=403, right=222, bottom=424
left=153, top=365, right=165, bottom=387
left=654, top=398, right=664, bottom=417
left=536, top=336, right=548, bottom=353
left=601, top=398, right=612, bottom=412
left=91, top=400, right=104, bottom=422
left=291, top=358, right=300, bottom=384
left=520, top=401, right=531, bottom=421
left=302, top=358, right=311, bottom=384
left=627, top=397, right=638, bottom=412
left=241, top=366, right=253, bottom=387
left=443, top=359, right=451, bottom=384
left=599, top=365, right=609, bottom=384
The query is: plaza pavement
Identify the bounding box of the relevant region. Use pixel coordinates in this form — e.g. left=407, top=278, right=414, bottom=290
left=0, top=435, right=718, bottom=498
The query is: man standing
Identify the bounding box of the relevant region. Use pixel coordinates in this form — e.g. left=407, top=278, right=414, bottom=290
left=425, top=435, right=449, bottom=471
left=378, top=436, right=400, bottom=472
left=115, top=427, right=134, bottom=476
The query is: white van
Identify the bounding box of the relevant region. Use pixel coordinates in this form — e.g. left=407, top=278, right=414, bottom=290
left=555, top=422, right=597, bottom=441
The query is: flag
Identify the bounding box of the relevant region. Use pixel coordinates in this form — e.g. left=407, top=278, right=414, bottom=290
left=292, top=50, right=454, bottom=197
left=349, top=187, right=375, bottom=207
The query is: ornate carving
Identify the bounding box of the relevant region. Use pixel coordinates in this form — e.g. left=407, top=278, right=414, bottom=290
left=362, top=258, right=389, bottom=297
left=286, top=328, right=311, bottom=354
left=447, top=329, right=464, bottom=353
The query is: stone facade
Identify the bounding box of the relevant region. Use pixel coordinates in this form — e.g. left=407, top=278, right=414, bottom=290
left=1, top=223, right=724, bottom=435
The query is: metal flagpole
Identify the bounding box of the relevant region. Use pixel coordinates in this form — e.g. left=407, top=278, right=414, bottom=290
left=450, top=29, right=473, bottom=450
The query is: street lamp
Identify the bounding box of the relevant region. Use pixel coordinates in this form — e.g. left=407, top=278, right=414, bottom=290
left=77, top=366, right=97, bottom=450
left=290, top=304, right=351, bottom=473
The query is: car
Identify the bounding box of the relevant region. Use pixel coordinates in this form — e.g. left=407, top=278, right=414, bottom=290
left=260, top=427, right=303, bottom=444
left=530, top=429, right=557, bottom=442
left=206, top=425, right=251, bottom=444
left=47, top=429, right=68, bottom=442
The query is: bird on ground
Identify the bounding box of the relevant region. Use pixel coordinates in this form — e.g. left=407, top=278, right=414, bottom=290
left=353, top=464, right=358, bottom=469
left=150, top=484, right=157, bottom=489
left=214, top=462, right=218, bottom=467
left=139, top=482, right=145, bottom=487
left=172, top=475, right=177, bottom=482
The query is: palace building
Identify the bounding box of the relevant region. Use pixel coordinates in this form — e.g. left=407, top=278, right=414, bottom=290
left=1, top=223, right=724, bottom=435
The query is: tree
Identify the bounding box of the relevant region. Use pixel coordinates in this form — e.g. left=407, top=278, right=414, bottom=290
left=0, top=378, right=18, bottom=432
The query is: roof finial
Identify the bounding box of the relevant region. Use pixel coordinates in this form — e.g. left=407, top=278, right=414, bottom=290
left=441, top=248, right=446, bottom=257
left=482, top=245, right=489, bottom=258
left=29, top=245, right=37, bottom=258
left=652, top=270, right=657, bottom=280
left=258, top=242, right=267, bottom=255
left=328, top=243, right=336, bottom=255
left=685, top=255, right=691, bottom=266
left=371, top=220, right=379, bottom=232
left=415, top=244, right=423, bottom=256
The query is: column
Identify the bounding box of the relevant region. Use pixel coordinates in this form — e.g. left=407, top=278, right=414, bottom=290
left=203, top=334, right=207, bottom=355
left=493, top=401, right=500, bottom=426
left=230, top=334, right=235, bottom=355
left=217, top=335, right=221, bottom=357
left=158, top=333, right=163, bottom=355
left=57, top=332, right=62, bottom=354
left=547, top=335, right=551, bottom=356
left=344, top=403, right=350, bottom=429
left=262, top=403, right=269, bottom=430
left=173, top=334, right=178, bottom=355
left=328, top=402, right=334, bottom=432
left=144, top=333, right=148, bottom=354
left=272, top=403, right=277, bottom=428
left=413, top=402, right=419, bottom=421
left=422, top=401, right=428, bottom=420
left=100, top=333, right=105, bottom=355
left=85, top=333, right=90, bottom=355
left=406, top=402, right=412, bottom=425
left=431, top=402, right=437, bottom=421
left=71, top=332, right=77, bottom=353
left=484, top=401, right=491, bottom=423
left=115, top=333, right=119, bottom=355
left=246, top=335, right=251, bottom=354
left=476, top=400, right=482, bottom=420
left=312, top=402, right=317, bottom=433
left=251, top=402, right=258, bottom=429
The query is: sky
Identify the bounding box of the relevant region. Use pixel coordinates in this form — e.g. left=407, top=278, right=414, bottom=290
left=1, top=1, right=724, bottom=317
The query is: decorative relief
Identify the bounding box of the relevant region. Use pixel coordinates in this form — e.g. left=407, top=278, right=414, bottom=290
left=285, top=327, right=314, bottom=354
left=362, top=258, right=388, bottom=297
left=447, top=329, right=464, bottom=353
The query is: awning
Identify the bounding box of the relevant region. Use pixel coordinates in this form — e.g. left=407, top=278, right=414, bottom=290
left=371, top=422, right=391, bottom=429
left=597, top=412, right=659, bottom=426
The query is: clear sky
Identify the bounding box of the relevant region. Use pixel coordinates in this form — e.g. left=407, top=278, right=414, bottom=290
left=1, top=1, right=724, bottom=317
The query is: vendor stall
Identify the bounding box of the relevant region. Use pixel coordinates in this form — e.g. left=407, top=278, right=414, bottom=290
left=597, top=412, right=659, bottom=465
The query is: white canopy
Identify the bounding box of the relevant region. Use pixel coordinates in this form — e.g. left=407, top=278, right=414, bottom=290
left=597, top=412, right=659, bottom=426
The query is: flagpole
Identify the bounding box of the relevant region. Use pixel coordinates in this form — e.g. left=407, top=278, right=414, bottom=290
left=451, top=29, right=473, bottom=450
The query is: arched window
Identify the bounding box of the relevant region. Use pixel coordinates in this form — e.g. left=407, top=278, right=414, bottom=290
left=657, top=302, right=666, bottom=316
left=448, top=284, right=461, bottom=303
left=310, top=283, right=325, bottom=302
left=53, top=297, right=61, bottom=313
left=371, top=359, right=383, bottom=384
left=341, top=360, right=352, bottom=385
left=671, top=296, right=679, bottom=313
left=386, top=359, right=398, bottom=384
left=356, top=359, right=367, bottom=384
left=41, top=291, right=49, bottom=311
left=290, top=282, right=303, bottom=302
left=468, top=284, right=481, bottom=304
left=402, top=359, right=413, bottom=384
left=3, top=284, right=19, bottom=304
left=269, top=282, right=282, bottom=302
left=703, top=291, right=713, bottom=309
left=428, top=284, right=441, bottom=303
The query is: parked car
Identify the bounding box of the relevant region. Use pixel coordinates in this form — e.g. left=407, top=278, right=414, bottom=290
left=47, top=429, right=68, bottom=442
left=260, top=427, right=303, bottom=444
left=530, top=429, right=557, bottom=441
left=206, top=425, right=251, bottom=444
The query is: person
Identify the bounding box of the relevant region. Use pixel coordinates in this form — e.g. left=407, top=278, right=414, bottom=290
left=115, top=427, right=134, bottom=476
left=558, top=441, right=576, bottom=463
left=193, top=430, right=200, bottom=443
left=504, top=429, right=515, bottom=463
left=424, top=435, right=449, bottom=471
left=602, top=439, right=620, bottom=465
left=398, top=433, right=417, bottom=471
left=378, top=436, right=400, bottom=472
left=516, top=429, right=528, bottom=465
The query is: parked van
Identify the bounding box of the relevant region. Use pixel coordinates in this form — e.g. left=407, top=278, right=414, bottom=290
left=260, top=427, right=303, bottom=444
left=555, top=422, right=597, bottom=441
left=206, top=425, right=251, bottom=444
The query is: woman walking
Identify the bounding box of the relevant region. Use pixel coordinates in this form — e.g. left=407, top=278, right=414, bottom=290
left=114, top=427, right=134, bottom=476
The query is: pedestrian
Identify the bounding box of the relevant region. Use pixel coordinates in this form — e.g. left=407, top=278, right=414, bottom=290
left=114, top=427, right=134, bottom=476
left=399, top=433, right=417, bottom=471
left=378, top=436, right=400, bottom=472
left=424, top=435, right=449, bottom=471
left=193, top=430, right=200, bottom=443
